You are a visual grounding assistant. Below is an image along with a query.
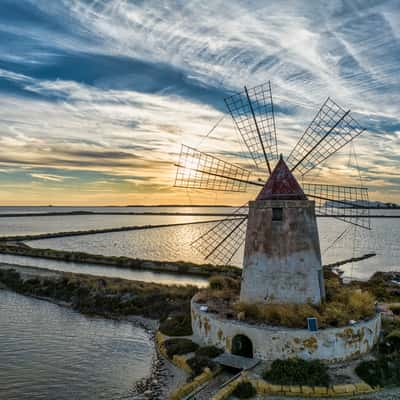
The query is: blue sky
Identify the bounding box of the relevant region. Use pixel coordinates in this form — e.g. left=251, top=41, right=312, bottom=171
left=0, top=0, right=399, bottom=205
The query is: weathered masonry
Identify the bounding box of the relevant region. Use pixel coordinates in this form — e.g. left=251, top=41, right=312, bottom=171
left=192, top=299, right=381, bottom=362
left=240, top=158, right=325, bottom=305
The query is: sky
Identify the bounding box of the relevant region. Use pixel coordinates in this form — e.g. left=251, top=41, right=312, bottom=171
left=0, top=0, right=399, bottom=206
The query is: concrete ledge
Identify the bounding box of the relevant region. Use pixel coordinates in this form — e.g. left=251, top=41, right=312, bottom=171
left=155, top=331, right=192, bottom=373
left=157, top=331, right=378, bottom=399
left=155, top=331, right=216, bottom=400
left=192, top=299, right=382, bottom=362
left=211, top=375, right=377, bottom=399
left=169, top=368, right=213, bottom=400
left=250, top=378, right=376, bottom=398
left=212, top=375, right=244, bottom=400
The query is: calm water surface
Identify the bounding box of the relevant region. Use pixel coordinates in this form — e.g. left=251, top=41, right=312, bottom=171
left=1, top=207, right=399, bottom=400
left=27, top=216, right=400, bottom=281
left=0, top=290, right=154, bottom=400
left=0, top=213, right=222, bottom=236
left=0, top=254, right=208, bottom=287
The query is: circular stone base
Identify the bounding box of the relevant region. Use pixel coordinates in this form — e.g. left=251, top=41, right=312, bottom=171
left=191, top=297, right=381, bottom=362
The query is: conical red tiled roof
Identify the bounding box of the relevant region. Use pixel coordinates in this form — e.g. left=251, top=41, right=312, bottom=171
left=257, top=156, right=307, bottom=201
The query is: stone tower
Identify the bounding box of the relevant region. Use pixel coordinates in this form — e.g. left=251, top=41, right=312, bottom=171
left=240, top=157, right=325, bottom=305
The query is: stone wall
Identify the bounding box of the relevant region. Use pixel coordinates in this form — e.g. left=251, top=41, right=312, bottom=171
left=240, top=200, right=324, bottom=305
left=191, top=299, right=381, bottom=362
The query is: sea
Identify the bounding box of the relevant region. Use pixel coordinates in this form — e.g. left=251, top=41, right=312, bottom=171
left=0, top=206, right=399, bottom=399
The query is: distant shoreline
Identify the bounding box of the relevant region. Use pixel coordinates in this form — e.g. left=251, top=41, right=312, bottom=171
left=0, top=211, right=243, bottom=218
left=0, top=210, right=399, bottom=218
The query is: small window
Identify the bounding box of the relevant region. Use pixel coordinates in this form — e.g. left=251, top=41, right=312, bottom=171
left=272, top=207, right=283, bottom=221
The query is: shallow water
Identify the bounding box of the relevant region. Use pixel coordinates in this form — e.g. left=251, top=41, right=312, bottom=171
left=27, top=216, right=400, bottom=281
left=0, top=290, right=154, bottom=400
left=0, top=254, right=208, bottom=287
left=0, top=213, right=222, bottom=236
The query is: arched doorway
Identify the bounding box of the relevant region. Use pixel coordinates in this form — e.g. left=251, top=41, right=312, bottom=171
left=231, top=334, right=253, bottom=358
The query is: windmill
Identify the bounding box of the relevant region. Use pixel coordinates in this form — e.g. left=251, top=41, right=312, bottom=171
left=174, top=82, right=371, bottom=305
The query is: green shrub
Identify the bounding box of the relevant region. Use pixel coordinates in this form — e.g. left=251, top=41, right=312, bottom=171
left=355, top=357, right=400, bottom=387
left=0, top=269, right=22, bottom=291
left=164, top=338, right=199, bottom=359
left=159, top=314, right=193, bottom=336
left=390, top=304, right=400, bottom=316
left=195, top=345, right=223, bottom=359
left=382, top=319, right=400, bottom=336
left=382, top=330, right=400, bottom=355
left=263, top=358, right=330, bottom=386
left=187, top=355, right=218, bottom=376
left=232, top=381, right=256, bottom=399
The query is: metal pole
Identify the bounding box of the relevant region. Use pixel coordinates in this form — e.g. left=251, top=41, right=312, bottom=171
left=291, top=110, right=350, bottom=173
left=244, top=86, right=272, bottom=174
left=174, top=164, right=264, bottom=188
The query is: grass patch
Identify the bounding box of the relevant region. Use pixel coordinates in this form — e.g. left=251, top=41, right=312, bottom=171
left=232, top=381, right=256, bottom=399
left=164, top=338, right=199, bottom=358
left=209, top=275, right=240, bottom=291
left=0, top=243, right=241, bottom=278
left=232, top=271, right=375, bottom=328
left=352, top=272, right=400, bottom=302
left=263, top=358, right=330, bottom=386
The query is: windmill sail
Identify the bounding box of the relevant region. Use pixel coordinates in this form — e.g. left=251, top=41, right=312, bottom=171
left=225, top=81, right=278, bottom=173
left=303, top=183, right=371, bottom=229
left=191, top=204, right=248, bottom=265
left=287, top=98, right=364, bottom=177
left=174, top=145, right=253, bottom=192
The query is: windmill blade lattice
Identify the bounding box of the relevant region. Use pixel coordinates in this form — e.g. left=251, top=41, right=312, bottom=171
left=174, top=145, right=251, bottom=192
left=191, top=204, right=248, bottom=265
left=287, top=98, right=365, bottom=177
left=225, top=81, right=278, bottom=173
left=303, top=183, right=371, bottom=229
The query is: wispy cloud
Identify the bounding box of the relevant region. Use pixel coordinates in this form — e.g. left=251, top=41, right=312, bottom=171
left=0, top=0, right=399, bottom=204
left=30, top=173, right=74, bottom=182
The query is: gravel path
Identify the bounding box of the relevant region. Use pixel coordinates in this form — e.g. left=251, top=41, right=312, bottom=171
left=193, top=371, right=236, bottom=400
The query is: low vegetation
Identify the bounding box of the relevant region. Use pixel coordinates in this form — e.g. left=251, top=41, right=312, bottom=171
left=163, top=338, right=199, bottom=358
left=263, top=358, right=330, bottom=387
left=232, top=381, right=256, bottom=399
left=235, top=288, right=375, bottom=329
left=0, top=268, right=196, bottom=320
left=352, top=271, right=400, bottom=302
left=0, top=243, right=241, bottom=278
left=355, top=358, right=400, bottom=388
left=355, top=316, right=400, bottom=388
left=186, top=355, right=218, bottom=377
left=200, top=270, right=376, bottom=329
left=389, top=304, right=400, bottom=316
left=159, top=314, right=193, bottom=336
left=209, top=275, right=240, bottom=291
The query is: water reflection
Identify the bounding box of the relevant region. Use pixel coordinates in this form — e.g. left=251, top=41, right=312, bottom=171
left=28, top=217, right=400, bottom=281
left=0, top=254, right=208, bottom=287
